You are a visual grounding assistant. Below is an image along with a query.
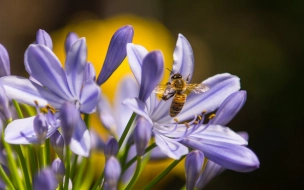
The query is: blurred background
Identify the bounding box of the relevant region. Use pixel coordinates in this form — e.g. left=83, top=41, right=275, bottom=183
left=0, top=0, right=303, bottom=189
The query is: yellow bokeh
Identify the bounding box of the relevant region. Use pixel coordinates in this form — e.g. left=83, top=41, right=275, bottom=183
left=51, top=14, right=185, bottom=189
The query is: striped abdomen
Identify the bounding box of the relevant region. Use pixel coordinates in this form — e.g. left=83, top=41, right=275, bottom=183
left=170, top=93, right=187, bottom=117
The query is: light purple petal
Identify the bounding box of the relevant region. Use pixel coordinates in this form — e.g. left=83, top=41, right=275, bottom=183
left=185, top=150, right=204, bottom=190
left=0, top=76, right=65, bottom=109
left=122, top=98, right=152, bottom=124
left=24, top=44, right=73, bottom=100
left=238, top=131, right=249, bottom=141
left=97, top=25, right=134, bottom=85
left=65, top=32, right=79, bottom=54
left=139, top=51, right=164, bottom=102
left=79, top=80, right=100, bottom=113
left=84, top=62, right=96, bottom=82
left=180, top=138, right=260, bottom=172
left=154, top=132, right=188, bottom=159
left=97, top=93, right=117, bottom=134
left=0, top=44, right=10, bottom=77
left=149, top=146, right=169, bottom=160
left=33, top=168, right=58, bottom=190
left=195, top=160, right=225, bottom=189
left=5, top=116, right=59, bottom=144
left=126, top=43, right=148, bottom=84
left=172, top=34, right=194, bottom=82
left=36, top=29, right=53, bottom=49
left=69, top=115, right=91, bottom=157
left=158, top=73, right=240, bottom=122
left=212, top=90, right=247, bottom=126
left=191, top=125, right=248, bottom=146
left=65, top=38, right=87, bottom=98
left=114, top=75, right=139, bottom=137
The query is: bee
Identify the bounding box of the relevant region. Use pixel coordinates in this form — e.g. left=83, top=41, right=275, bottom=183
left=154, top=71, right=209, bottom=117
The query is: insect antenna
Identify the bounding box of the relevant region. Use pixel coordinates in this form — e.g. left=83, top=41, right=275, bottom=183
left=166, top=68, right=174, bottom=75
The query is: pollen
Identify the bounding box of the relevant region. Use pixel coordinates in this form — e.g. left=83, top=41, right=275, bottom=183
left=184, top=122, right=190, bottom=128
left=34, top=100, right=39, bottom=106
left=209, top=114, right=216, bottom=120
left=174, top=118, right=179, bottom=123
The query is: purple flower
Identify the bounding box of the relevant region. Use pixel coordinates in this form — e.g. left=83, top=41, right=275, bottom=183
left=51, top=158, right=65, bottom=184
left=50, top=131, right=65, bottom=159
left=36, top=29, right=53, bottom=49
left=0, top=44, right=10, bottom=77
left=33, top=168, right=58, bottom=190
left=33, top=113, right=49, bottom=144
left=185, top=150, right=205, bottom=190
left=134, top=116, right=152, bottom=156
left=0, top=31, right=100, bottom=157
left=0, top=83, right=11, bottom=120
left=104, top=157, right=121, bottom=190
left=104, top=136, right=119, bottom=159
left=97, top=25, right=134, bottom=85
left=123, top=34, right=259, bottom=172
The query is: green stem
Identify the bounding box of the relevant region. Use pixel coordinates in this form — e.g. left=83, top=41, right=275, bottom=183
left=64, top=146, right=71, bottom=190
left=70, top=155, right=78, bottom=180
left=122, top=143, right=157, bottom=173
left=73, top=157, right=87, bottom=189
left=84, top=114, right=90, bottom=128
left=118, top=112, right=136, bottom=149
left=14, top=145, right=32, bottom=189
left=45, top=139, right=50, bottom=165
left=0, top=164, right=15, bottom=190
left=143, top=155, right=186, bottom=190
left=28, top=145, right=37, bottom=181
left=91, top=171, right=104, bottom=190
left=119, top=143, right=131, bottom=167
left=125, top=156, right=142, bottom=190
left=12, top=99, right=24, bottom=118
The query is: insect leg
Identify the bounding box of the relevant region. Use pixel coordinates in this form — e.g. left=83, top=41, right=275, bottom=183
left=186, top=74, right=190, bottom=82
left=162, top=92, right=175, bottom=101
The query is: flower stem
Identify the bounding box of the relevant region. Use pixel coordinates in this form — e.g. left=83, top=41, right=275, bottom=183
left=12, top=99, right=24, bottom=118
left=64, top=146, right=71, bottom=190
left=70, top=155, right=78, bottom=180
left=125, top=156, right=142, bottom=190
left=14, top=145, right=32, bottom=189
left=84, top=114, right=90, bottom=128
left=122, top=143, right=157, bottom=173
left=0, top=164, right=15, bottom=190
left=143, top=155, right=186, bottom=190
left=73, top=157, right=87, bottom=189
left=45, top=138, right=50, bottom=165
left=118, top=112, right=136, bottom=149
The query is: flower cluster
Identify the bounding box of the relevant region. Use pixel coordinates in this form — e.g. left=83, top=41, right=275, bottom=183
left=0, top=25, right=259, bottom=190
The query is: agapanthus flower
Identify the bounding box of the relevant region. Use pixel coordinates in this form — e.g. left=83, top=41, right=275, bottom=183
left=123, top=34, right=259, bottom=172
left=0, top=30, right=100, bottom=156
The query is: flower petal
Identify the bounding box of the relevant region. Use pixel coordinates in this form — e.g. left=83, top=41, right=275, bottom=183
left=195, top=160, right=225, bottom=189
left=97, top=93, right=117, bottom=134
left=172, top=34, right=194, bottom=82
left=212, top=90, right=247, bottom=126
left=97, top=25, right=134, bottom=85
left=5, top=116, right=59, bottom=144
left=65, top=32, right=79, bottom=54
left=79, top=80, right=100, bottom=113
left=139, top=51, right=164, bottom=102
left=160, top=73, right=240, bottom=122
left=126, top=43, right=148, bottom=84
left=84, top=62, right=96, bottom=82
left=114, top=75, right=139, bottom=137
left=65, top=38, right=87, bottom=98
left=69, top=115, right=91, bottom=157
left=24, top=44, right=73, bottom=100
left=180, top=138, right=260, bottom=172
left=0, top=44, right=10, bottom=77
left=0, top=76, right=65, bottom=108
left=122, top=98, right=152, bottom=124
left=154, top=132, right=188, bottom=159
left=36, top=29, right=53, bottom=49
left=191, top=125, right=248, bottom=145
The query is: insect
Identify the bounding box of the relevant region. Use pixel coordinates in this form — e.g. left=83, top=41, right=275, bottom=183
left=154, top=70, right=209, bottom=117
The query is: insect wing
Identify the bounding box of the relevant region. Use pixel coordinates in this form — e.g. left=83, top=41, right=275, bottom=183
left=154, top=85, right=168, bottom=94
left=186, top=83, right=209, bottom=94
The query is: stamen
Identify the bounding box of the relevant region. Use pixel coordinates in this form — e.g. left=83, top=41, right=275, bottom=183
left=209, top=114, right=216, bottom=120
left=174, top=118, right=179, bottom=123
left=184, top=122, right=190, bottom=128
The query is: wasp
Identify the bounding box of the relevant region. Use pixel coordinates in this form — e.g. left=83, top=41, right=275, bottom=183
left=154, top=70, right=209, bottom=117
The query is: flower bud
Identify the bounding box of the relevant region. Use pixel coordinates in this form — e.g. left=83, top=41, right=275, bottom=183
left=90, top=129, right=105, bottom=152
left=134, top=117, right=152, bottom=156
left=60, top=102, right=78, bottom=145
left=33, top=168, right=58, bottom=190
left=65, top=32, right=79, bottom=54
left=97, top=25, right=134, bottom=85
left=51, top=158, right=65, bottom=184
left=104, top=157, right=121, bottom=190
left=0, top=83, right=11, bottom=120
left=104, top=136, right=118, bottom=160
left=0, top=44, right=10, bottom=77
left=185, top=150, right=204, bottom=190
left=33, top=113, right=48, bottom=144
left=211, top=90, right=247, bottom=126
left=50, top=131, right=65, bottom=159
left=36, top=29, right=53, bottom=49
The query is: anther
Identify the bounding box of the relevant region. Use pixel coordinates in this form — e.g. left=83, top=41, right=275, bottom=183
left=209, top=114, right=216, bottom=120
left=34, top=100, right=39, bottom=106
left=174, top=118, right=179, bottom=123
left=184, top=122, right=190, bottom=128
left=197, top=115, right=202, bottom=121
left=193, top=121, right=198, bottom=125
left=202, top=110, right=207, bottom=114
